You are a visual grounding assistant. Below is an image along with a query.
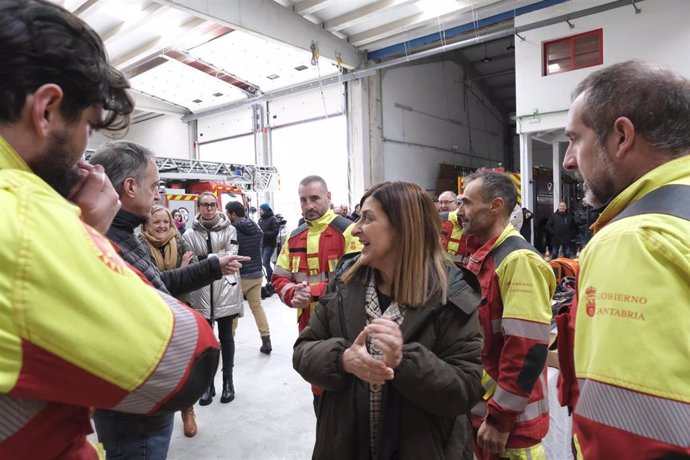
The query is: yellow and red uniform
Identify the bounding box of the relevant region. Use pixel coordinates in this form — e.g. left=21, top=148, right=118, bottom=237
left=0, top=137, right=219, bottom=459
left=440, top=210, right=470, bottom=266
left=273, top=209, right=361, bottom=332
left=465, top=224, right=555, bottom=458
left=562, top=156, right=690, bottom=459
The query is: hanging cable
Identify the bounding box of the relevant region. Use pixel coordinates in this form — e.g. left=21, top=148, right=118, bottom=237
left=310, top=40, right=329, bottom=119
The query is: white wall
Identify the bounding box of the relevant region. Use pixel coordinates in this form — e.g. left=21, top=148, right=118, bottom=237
left=192, top=86, right=349, bottom=228
left=87, top=114, right=191, bottom=158
left=515, top=0, right=690, bottom=134
left=381, top=60, right=506, bottom=192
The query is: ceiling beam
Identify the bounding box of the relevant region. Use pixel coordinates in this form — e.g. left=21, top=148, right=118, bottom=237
left=349, top=12, right=424, bottom=47
left=131, top=90, right=191, bottom=116
left=349, top=0, right=502, bottom=48
left=293, top=0, right=334, bottom=16
left=325, top=0, right=417, bottom=32
left=156, top=0, right=362, bottom=69
left=68, top=0, right=98, bottom=15
left=101, top=3, right=165, bottom=43
left=362, top=0, right=541, bottom=54
left=111, top=17, right=206, bottom=68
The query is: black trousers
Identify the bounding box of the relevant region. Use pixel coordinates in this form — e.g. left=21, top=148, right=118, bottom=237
left=208, top=315, right=237, bottom=377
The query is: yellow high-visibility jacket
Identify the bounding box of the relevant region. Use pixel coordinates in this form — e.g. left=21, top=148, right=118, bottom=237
left=573, top=155, right=690, bottom=459
left=0, top=137, right=219, bottom=459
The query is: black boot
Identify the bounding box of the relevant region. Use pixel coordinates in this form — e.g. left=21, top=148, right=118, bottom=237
left=260, top=335, right=272, bottom=355
left=220, top=374, right=235, bottom=403
left=198, top=382, right=214, bottom=406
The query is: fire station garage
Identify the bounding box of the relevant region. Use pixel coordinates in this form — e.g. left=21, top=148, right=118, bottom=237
left=21, top=0, right=689, bottom=458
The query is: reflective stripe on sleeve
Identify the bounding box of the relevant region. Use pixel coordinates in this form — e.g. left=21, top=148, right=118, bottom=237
left=272, top=265, right=293, bottom=278
left=576, top=379, right=690, bottom=448
left=113, top=292, right=198, bottom=414
left=493, top=385, right=529, bottom=412
left=491, top=319, right=502, bottom=334
left=502, top=318, right=551, bottom=341
left=515, top=397, right=549, bottom=422
left=0, top=395, right=45, bottom=442
left=280, top=283, right=297, bottom=299
left=292, top=272, right=308, bottom=283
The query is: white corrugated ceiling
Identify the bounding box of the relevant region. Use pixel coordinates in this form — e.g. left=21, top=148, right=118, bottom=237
left=49, top=0, right=548, bottom=117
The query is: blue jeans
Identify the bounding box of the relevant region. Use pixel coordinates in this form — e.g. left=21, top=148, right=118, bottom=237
left=261, top=245, right=275, bottom=281
left=94, top=410, right=174, bottom=460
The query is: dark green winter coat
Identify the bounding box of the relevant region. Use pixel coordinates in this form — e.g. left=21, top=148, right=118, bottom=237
left=293, top=258, right=484, bottom=460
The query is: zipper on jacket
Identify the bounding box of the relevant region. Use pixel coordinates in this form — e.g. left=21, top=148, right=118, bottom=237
left=205, top=229, right=215, bottom=323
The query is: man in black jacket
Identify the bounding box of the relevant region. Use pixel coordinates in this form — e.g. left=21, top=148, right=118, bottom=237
left=546, top=201, right=578, bottom=258
left=226, top=201, right=273, bottom=354
left=90, top=140, right=247, bottom=458
left=258, top=203, right=279, bottom=284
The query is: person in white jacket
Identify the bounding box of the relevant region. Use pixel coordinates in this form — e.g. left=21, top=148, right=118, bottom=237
left=184, top=192, right=243, bottom=405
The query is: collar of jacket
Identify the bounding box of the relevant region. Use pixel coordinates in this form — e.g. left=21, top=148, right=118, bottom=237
left=334, top=258, right=480, bottom=343
left=111, top=209, right=146, bottom=233
left=192, top=212, right=230, bottom=232
left=0, top=136, right=32, bottom=171
left=306, top=209, right=337, bottom=232
left=466, top=223, right=514, bottom=270
left=593, top=155, right=690, bottom=233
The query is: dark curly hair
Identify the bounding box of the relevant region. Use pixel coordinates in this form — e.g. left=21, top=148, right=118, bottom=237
left=0, top=0, right=134, bottom=131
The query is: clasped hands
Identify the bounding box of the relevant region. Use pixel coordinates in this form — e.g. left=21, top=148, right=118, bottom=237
left=341, top=318, right=403, bottom=385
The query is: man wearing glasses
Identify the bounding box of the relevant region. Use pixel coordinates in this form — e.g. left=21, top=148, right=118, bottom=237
left=438, top=190, right=459, bottom=212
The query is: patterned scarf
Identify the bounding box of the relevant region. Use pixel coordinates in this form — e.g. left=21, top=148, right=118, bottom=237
left=140, top=227, right=179, bottom=270
left=364, top=272, right=406, bottom=459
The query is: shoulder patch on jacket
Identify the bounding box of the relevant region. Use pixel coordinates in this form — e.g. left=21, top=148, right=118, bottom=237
left=490, top=235, right=539, bottom=268
left=290, top=222, right=309, bottom=238
left=447, top=267, right=481, bottom=315
left=329, top=215, right=353, bottom=234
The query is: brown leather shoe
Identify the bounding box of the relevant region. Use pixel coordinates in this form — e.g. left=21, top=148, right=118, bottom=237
left=181, top=407, right=197, bottom=438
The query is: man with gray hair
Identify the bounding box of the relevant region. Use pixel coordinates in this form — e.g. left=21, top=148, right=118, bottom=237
left=558, top=61, right=690, bottom=459
left=90, top=140, right=248, bottom=458
left=438, top=190, right=459, bottom=212
left=459, top=170, right=554, bottom=459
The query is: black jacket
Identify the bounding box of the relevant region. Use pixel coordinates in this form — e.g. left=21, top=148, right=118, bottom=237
left=259, top=211, right=278, bottom=248
left=293, top=259, right=483, bottom=460
left=232, top=217, right=264, bottom=278
left=546, top=211, right=577, bottom=246
left=107, top=209, right=222, bottom=297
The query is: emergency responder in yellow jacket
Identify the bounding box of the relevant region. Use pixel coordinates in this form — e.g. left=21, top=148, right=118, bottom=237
left=0, top=3, right=243, bottom=457
left=559, top=61, right=690, bottom=459
left=459, top=171, right=555, bottom=460
left=272, top=175, right=361, bottom=413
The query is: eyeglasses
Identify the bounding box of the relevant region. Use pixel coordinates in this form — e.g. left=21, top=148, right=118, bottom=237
left=438, top=200, right=454, bottom=205
left=199, top=202, right=218, bottom=209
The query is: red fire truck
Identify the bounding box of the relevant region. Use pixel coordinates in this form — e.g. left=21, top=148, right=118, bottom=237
left=156, top=156, right=279, bottom=225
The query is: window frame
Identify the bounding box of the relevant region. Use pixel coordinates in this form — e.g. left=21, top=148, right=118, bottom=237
left=543, top=28, right=603, bottom=76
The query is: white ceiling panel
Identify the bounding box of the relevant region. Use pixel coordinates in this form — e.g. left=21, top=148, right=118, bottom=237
left=129, top=59, right=248, bottom=112
left=190, top=31, right=341, bottom=93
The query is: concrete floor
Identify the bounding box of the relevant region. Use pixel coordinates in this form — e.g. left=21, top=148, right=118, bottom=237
left=167, top=294, right=315, bottom=460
